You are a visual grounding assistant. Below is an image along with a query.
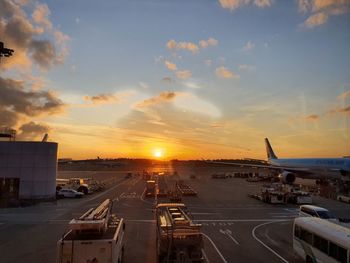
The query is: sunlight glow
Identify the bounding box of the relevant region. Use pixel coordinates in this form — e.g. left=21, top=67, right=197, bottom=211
left=153, top=149, right=163, bottom=158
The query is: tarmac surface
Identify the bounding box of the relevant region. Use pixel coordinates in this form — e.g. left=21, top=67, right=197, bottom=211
left=0, top=166, right=349, bottom=263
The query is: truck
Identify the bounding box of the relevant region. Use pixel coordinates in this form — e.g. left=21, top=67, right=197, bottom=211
left=56, top=178, right=93, bottom=195
left=57, top=199, right=125, bottom=263
left=145, top=180, right=156, bottom=197
left=156, top=203, right=204, bottom=263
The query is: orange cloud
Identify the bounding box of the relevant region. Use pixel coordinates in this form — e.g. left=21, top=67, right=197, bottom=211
left=135, top=91, right=180, bottom=108
left=299, top=0, right=350, bottom=28
left=305, top=114, right=319, bottom=120
left=32, top=3, right=52, bottom=29
left=219, top=0, right=274, bottom=11
left=215, top=67, right=240, bottom=79
left=166, top=39, right=199, bottom=54
left=176, top=70, right=192, bottom=79
left=304, top=12, right=328, bottom=27
left=164, top=60, right=177, bottom=71
left=338, top=90, right=350, bottom=100
left=199, top=38, right=219, bottom=48
left=83, top=93, right=120, bottom=105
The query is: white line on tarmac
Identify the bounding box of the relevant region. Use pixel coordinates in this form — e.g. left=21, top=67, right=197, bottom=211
left=195, top=219, right=291, bottom=222
left=219, top=229, right=239, bottom=245
left=191, top=212, right=220, bottom=215
left=252, top=221, right=289, bottom=263
left=84, top=179, right=126, bottom=203
left=202, top=233, right=228, bottom=263
left=125, top=219, right=156, bottom=223
left=201, top=249, right=210, bottom=263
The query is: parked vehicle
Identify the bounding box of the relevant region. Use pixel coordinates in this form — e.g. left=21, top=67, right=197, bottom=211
left=57, top=199, right=125, bottom=263
left=57, top=189, right=84, bottom=198
left=337, top=195, right=350, bottom=204
left=299, top=205, right=337, bottom=222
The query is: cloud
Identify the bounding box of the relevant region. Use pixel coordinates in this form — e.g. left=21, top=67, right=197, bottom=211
left=254, top=0, right=273, bottom=7
left=162, top=77, right=172, bottom=83
left=166, top=38, right=218, bottom=55
left=83, top=93, right=121, bottom=105
left=164, top=60, right=177, bottom=71
left=138, top=82, right=149, bottom=89
left=182, top=81, right=201, bottom=89
left=135, top=91, right=180, bottom=108
left=17, top=121, right=50, bottom=140
left=215, top=66, right=240, bottom=79
left=0, top=76, right=65, bottom=127
left=32, top=3, right=52, bottom=30
left=176, top=70, right=192, bottom=79
left=243, top=40, right=255, bottom=51
left=166, top=39, right=199, bottom=54
left=199, top=38, right=219, bottom=48
left=338, top=90, right=350, bottom=100
left=0, top=0, right=69, bottom=71
left=328, top=106, right=350, bottom=116
left=218, top=0, right=274, bottom=11
left=299, top=0, right=350, bottom=28
left=239, top=64, right=255, bottom=71
left=305, top=114, right=319, bottom=120
left=304, top=12, right=328, bottom=28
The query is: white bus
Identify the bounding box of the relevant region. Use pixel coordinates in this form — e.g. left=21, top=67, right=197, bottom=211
left=293, top=217, right=350, bottom=263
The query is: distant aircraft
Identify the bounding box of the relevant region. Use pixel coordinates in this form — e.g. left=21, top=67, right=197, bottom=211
left=212, top=138, right=350, bottom=184
left=0, top=42, right=14, bottom=58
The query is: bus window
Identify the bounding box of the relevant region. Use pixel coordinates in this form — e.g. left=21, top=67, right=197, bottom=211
left=294, top=225, right=300, bottom=238
left=313, top=234, right=328, bottom=254
left=329, top=242, right=337, bottom=259
left=329, top=242, right=347, bottom=263
left=300, top=228, right=312, bottom=244
left=338, top=246, right=347, bottom=263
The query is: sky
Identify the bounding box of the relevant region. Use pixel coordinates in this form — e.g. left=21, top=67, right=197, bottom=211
left=0, top=0, right=350, bottom=160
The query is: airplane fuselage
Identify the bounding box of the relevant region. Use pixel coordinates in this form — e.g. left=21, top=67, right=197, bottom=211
left=269, top=158, right=350, bottom=179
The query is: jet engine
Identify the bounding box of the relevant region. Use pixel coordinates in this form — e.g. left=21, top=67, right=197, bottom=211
left=279, top=172, right=296, bottom=184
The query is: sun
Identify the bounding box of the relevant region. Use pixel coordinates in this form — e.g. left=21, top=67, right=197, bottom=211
left=153, top=149, right=163, bottom=158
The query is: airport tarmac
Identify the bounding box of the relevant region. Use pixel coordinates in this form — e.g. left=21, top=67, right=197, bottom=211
left=0, top=168, right=349, bottom=263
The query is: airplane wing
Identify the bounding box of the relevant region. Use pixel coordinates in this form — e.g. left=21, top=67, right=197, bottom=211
left=208, top=161, right=312, bottom=174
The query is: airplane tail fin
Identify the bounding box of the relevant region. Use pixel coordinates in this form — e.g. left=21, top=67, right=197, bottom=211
left=265, top=138, right=278, bottom=160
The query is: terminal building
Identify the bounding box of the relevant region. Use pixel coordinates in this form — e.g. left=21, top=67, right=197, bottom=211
left=0, top=128, right=58, bottom=207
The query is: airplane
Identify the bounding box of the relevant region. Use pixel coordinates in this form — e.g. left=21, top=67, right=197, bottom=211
left=211, top=138, right=350, bottom=184
left=0, top=42, right=14, bottom=58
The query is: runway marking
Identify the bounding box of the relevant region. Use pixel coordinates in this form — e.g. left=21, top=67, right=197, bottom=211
left=139, top=188, right=154, bottom=205
left=219, top=229, right=239, bottom=245
left=202, top=232, right=228, bottom=263
left=195, top=219, right=289, bottom=222
left=84, top=179, right=126, bottom=203
left=126, top=219, right=156, bottom=223
left=201, top=249, right=210, bottom=263
left=252, top=221, right=289, bottom=263
left=191, top=212, right=221, bottom=215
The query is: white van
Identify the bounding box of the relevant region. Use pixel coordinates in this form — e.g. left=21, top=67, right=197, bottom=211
left=299, top=205, right=338, bottom=222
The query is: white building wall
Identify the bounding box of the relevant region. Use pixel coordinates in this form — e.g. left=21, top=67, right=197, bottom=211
left=0, top=142, right=58, bottom=199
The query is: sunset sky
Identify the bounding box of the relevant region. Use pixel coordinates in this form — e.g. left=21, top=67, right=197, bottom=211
left=1, top=0, right=350, bottom=160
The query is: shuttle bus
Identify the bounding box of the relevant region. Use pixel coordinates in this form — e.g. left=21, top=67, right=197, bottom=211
left=293, top=217, right=350, bottom=263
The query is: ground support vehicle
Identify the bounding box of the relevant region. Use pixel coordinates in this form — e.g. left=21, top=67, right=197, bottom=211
left=156, top=203, right=204, bottom=263
left=337, top=195, right=350, bottom=204
left=168, top=189, right=182, bottom=202
left=57, top=199, right=125, bottom=263
left=56, top=178, right=93, bottom=195
left=286, top=191, right=312, bottom=204
left=157, top=176, right=168, bottom=197
left=176, top=181, right=197, bottom=196
left=145, top=180, right=156, bottom=197
left=293, top=217, right=350, bottom=263
left=261, top=188, right=286, bottom=204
